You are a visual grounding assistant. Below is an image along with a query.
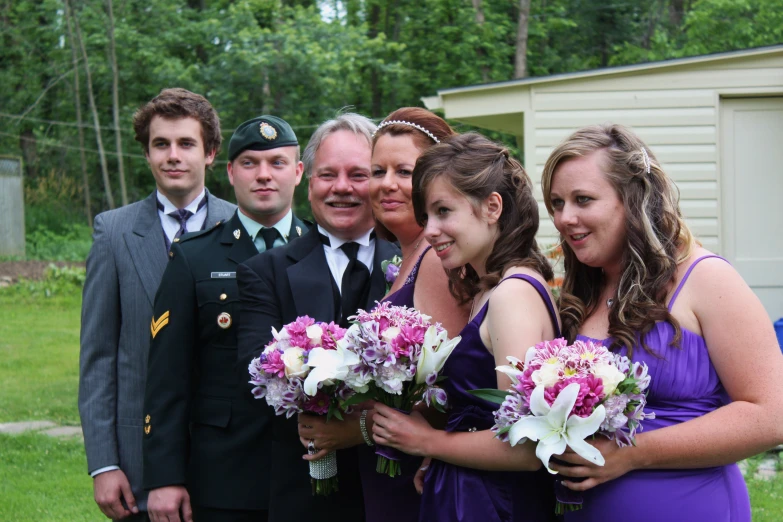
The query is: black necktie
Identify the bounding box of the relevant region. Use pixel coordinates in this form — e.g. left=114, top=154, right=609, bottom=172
left=258, top=227, right=280, bottom=252
left=340, top=242, right=370, bottom=326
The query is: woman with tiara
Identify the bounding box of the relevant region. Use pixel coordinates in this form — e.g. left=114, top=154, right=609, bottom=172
left=371, top=133, right=559, bottom=521
left=297, top=107, right=469, bottom=521
left=540, top=123, right=783, bottom=521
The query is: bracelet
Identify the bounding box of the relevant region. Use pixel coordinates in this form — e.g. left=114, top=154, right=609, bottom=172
left=360, top=409, right=374, bottom=446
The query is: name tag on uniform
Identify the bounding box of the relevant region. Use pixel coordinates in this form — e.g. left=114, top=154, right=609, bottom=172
left=211, top=272, right=236, bottom=279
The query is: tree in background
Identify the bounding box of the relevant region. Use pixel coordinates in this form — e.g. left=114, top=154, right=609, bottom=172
left=1, top=0, right=781, bottom=229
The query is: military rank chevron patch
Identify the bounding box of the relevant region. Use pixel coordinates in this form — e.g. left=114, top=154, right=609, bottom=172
left=150, top=311, right=170, bottom=339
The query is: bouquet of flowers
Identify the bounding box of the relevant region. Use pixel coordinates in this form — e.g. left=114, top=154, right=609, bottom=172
left=248, top=316, right=359, bottom=495
left=474, top=338, right=654, bottom=513
left=332, top=302, right=461, bottom=477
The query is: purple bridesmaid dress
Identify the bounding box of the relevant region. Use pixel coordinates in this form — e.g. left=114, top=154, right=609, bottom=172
left=419, top=274, right=560, bottom=522
left=568, top=256, right=751, bottom=522
left=357, top=247, right=431, bottom=522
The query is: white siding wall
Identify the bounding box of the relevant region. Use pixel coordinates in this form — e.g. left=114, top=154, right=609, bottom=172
left=528, top=53, right=783, bottom=253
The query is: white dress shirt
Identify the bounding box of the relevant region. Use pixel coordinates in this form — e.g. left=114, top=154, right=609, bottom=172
left=156, top=188, right=208, bottom=244
left=318, top=225, right=374, bottom=293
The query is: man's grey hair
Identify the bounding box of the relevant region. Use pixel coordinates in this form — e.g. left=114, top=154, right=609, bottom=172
left=302, top=112, right=377, bottom=178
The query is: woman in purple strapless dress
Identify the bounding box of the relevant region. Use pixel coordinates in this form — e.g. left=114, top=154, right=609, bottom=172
left=298, top=107, right=469, bottom=522
left=540, top=123, right=783, bottom=521
left=372, top=133, right=560, bottom=521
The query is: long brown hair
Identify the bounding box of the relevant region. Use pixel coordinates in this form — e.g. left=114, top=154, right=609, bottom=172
left=541, top=123, right=696, bottom=357
left=412, top=132, right=553, bottom=304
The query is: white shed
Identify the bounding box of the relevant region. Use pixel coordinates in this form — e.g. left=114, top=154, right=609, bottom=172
left=423, top=45, right=783, bottom=320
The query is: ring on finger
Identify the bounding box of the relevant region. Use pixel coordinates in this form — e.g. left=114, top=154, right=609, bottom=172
left=308, top=439, right=317, bottom=453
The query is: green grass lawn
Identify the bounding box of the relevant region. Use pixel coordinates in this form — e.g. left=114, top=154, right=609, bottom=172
left=0, top=286, right=781, bottom=520
left=0, top=432, right=96, bottom=521
left=0, top=292, right=82, bottom=425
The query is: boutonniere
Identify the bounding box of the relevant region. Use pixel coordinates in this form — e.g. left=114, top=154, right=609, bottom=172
left=381, top=255, right=403, bottom=293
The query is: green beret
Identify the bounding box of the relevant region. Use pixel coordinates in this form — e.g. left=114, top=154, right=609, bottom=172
left=228, top=115, right=298, bottom=160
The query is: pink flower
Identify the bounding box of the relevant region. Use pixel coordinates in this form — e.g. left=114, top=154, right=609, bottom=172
left=320, top=322, right=347, bottom=350
left=262, top=349, right=286, bottom=378
left=286, top=315, right=315, bottom=348
left=546, top=375, right=605, bottom=418
left=391, top=325, right=426, bottom=358
left=303, top=390, right=331, bottom=415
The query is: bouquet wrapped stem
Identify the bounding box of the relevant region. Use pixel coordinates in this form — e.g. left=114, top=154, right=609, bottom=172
left=308, top=445, right=339, bottom=495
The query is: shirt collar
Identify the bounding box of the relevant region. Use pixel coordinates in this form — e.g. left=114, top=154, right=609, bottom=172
left=317, top=225, right=374, bottom=250
left=238, top=209, right=293, bottom=241
left=156, top=188, right=206, bottom=214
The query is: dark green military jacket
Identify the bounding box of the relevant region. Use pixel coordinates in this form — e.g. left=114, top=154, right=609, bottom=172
left=142, top=210, right=309, bottom=511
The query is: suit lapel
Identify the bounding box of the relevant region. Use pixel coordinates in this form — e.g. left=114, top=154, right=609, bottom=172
left=287, top=229, right=336, bottom=322
left=222, top=212, right=259, bottom=265
left=203, top=188, right=226, bottom=230
left=125, top=193, right=168, bottom=306
left=366, top=238, right=399, bottom=309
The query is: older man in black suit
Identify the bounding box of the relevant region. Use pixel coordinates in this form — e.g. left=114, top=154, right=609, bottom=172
left=237, top=113, right=399, bottom=522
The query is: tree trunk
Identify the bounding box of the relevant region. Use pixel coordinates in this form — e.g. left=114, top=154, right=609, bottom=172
left=64, top=0, right=92, bottom=226
left=368, top=1, right=382, bottom=117
left=472, top=0, right=489, bottom=82
left=73, top=3, right=115, bottom=209
left=106, top=0, right=128, bottom=207
left=514, top=0, right=531, bottom=79
left=669, top=0, right=686, bottom=27
left=19, top=129, right=38, bottom=180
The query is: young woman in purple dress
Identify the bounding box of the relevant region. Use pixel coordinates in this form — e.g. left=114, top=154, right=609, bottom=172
left=297, top=107, right=470, bottom=521
left=540, top=123, right=783, bottom=522
left=371, top=133, right=560, bottom=521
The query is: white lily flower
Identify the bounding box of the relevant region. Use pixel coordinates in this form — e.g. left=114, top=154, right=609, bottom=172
left=416, top=326, right=461, bottom=384
left=303, top=343, right=361, bottom=396
left=508, top=382, right=606, bottom=474
left=496, top=356, right=525, bottom=383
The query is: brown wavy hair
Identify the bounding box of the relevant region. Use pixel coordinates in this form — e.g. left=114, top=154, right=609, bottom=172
left=541, top=123, right=696, bottom=357
left=132, top=88, right=222, bottom=157
left=412, top=132, right=553, bottom=304
left=372, top=107, right=457, bottom=242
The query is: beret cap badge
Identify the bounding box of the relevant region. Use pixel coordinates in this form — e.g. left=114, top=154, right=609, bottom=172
left=259, top=122, right=278, bottom=141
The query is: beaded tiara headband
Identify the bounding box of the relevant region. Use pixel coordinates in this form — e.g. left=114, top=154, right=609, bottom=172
left=373, top=120, right=440, bottom=143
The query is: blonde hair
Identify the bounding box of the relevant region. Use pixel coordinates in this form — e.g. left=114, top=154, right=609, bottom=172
left=541, top=123, right=695, bottom=357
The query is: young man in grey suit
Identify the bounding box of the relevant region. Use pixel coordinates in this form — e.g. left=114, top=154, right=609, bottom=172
left=78, top=88, right=235, bottom=521
left=236, top=113, right=400, bottom=522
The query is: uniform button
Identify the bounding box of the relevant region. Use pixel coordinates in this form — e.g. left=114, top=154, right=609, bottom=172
left=220, top=293, right=227, bottom=301
left=169, top=251, right=174, bottom=258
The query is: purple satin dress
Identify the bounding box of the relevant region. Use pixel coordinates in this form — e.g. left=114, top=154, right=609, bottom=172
left=357, top=247, right=430, bottom=522
left=568, top=255, right=750, bottom=522
left=419, top=274, right=559, bottom=522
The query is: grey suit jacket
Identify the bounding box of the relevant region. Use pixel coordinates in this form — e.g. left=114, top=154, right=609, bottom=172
left=78, top=190, right=235, bottom=510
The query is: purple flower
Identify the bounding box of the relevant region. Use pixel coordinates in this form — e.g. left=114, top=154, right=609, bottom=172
left=385, top=263, right=400, bottom=284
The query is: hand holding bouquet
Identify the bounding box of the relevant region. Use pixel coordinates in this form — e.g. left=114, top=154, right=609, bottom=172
left=475, top=338, right=654, bottom=512
left=248, top=316, right=357, bottom=495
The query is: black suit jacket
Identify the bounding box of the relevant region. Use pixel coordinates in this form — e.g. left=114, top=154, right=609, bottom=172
left=237, top=227, right=400, bottom=522
left=142, top=211, right=309, bottom=511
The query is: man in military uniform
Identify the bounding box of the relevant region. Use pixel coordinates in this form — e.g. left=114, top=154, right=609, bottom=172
left=142, top=115, right=309, bottom=522
left=236, top=113, right=400, bottom=522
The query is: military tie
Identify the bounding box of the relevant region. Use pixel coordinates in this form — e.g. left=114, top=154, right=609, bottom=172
left=339, top=242, right=370, bottom=326
left=257, top=227, right=280, bottom=252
